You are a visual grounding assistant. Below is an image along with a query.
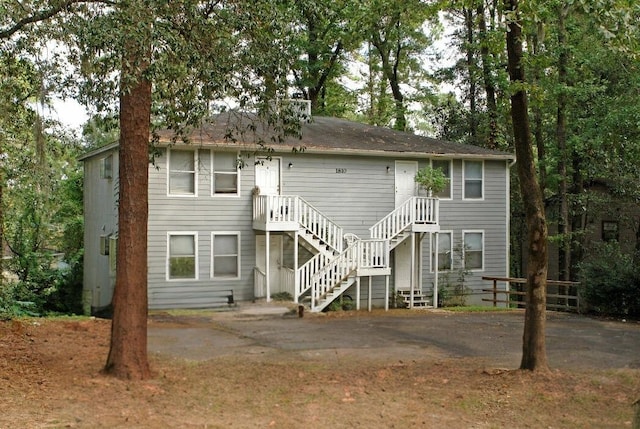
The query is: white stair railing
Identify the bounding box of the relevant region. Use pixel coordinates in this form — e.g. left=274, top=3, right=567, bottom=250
left=358, top=239, right=389, bottom=270
left=310, top=241, right=359, bottom=311
left=369, top=197, right=439, bottom=241
left=254, top=195, right=343, bottom=253
left=296, top=252, right=332, bottom=301
left=297, top=197, right=343, bottom=253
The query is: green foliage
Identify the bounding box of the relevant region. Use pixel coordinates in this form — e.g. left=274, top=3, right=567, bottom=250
left=415, top=165, right=448, bottom=195
left=270, top=291, right=293, bottom=302
left=578, top=242, right=640, bottom=318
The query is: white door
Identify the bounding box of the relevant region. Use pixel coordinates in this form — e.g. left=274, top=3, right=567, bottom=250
left=255, top=158, right=281, bottom=195
left=255, top=235, right=282, bottom=293
left=394, top=240, right=412, bottom=290
left=395, top=160, right=418, bottom=206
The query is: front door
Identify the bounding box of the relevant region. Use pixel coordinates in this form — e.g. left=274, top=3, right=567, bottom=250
left=255, top=158, right=281, bottom=195
left=395, top=160, right=418, bottom=206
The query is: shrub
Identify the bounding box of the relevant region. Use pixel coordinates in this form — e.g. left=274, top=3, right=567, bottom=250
left=578, top=242, right=640, bottom=318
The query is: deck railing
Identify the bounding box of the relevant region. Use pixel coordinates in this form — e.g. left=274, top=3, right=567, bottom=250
left=253, top=195, right=343, bottom=252
left=358, top=239, right=389, bottom=269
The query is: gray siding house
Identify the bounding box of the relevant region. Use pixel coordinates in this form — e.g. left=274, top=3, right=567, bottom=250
left=81, top=110, right=514, bottom=313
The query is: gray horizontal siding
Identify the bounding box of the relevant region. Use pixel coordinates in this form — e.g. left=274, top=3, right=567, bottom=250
left=144, top=148, right=508, bottom=309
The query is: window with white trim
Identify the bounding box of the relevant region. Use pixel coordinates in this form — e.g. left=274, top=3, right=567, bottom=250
left=463, top=231, right=484, bottom=270
left=212, top=232, right=240, bottom=279
left=168, top=149, right=197, bottom=195
left=100, top=154, right=113, bottom=179
left=168, top=233, right=198, bottom=280
left=432, top=159, right=451, bottom=199
left=432, top=232, right=452, bottom=271
left=463, top=160, right=483, bottom=199
left=212, top=151, right=239, bottom=196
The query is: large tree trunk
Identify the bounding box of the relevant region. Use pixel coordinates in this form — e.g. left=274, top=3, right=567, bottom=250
left=103, top=37, right=152, bottom=380
left=504, top=0, right=550, bottom=372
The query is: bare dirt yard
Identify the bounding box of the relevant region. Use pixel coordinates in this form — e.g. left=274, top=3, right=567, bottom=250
left=1, top=306, right=639, bottom=428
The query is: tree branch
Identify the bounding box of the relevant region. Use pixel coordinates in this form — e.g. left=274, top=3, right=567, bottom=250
left=0, top=0, right=114, bottom=40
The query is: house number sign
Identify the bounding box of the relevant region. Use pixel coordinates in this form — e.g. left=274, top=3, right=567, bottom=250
left=335, top=168, right=347, bottom=174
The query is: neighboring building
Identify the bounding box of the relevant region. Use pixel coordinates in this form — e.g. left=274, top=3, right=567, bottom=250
left=80, top=108, right=514, bottom=314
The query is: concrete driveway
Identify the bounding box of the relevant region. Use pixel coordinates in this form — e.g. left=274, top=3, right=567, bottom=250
left=148, top=305, right=640, bottom=370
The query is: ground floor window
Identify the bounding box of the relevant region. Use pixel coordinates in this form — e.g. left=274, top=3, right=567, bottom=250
left=463, top=231, right=484, bottom=270
left=168, top=233, right=198, bottom=280
left=432, top=231, right=452, bottom=271
left=212, top=232, right=240, bottom=279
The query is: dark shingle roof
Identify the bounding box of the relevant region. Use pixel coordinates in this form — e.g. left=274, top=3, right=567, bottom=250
left=157, top=114, right=514, bottom=160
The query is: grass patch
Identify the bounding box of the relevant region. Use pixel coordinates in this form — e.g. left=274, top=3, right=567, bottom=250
left=441, top=305, right=519, bottom=312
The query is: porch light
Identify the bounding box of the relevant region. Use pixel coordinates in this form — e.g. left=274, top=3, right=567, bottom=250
left=288, top=162, right=293, bottom=168
left=386, top=166, right=390, bottom=173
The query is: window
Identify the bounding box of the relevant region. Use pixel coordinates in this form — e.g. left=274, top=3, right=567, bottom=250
left=212, top=233, right=240, bottom=279
left=212, top=152, right=239, bottom=195
left=432, top=232, right=452, bottom=271
left=168, top=149, right=197, bottom=195
left=463, top=160, right=483, bottom=199
left=168, top=233, right=198, bottom=280
left=602, top=221, right=619, bottom=241
left=432, top=160, right=451, bottom=199
left=463, top=231, right=484, bottom=270
left=100, top=155, right=113, bottom=179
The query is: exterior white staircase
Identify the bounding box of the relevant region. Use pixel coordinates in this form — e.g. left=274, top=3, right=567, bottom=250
left=253, top=195, right=439, bottom=312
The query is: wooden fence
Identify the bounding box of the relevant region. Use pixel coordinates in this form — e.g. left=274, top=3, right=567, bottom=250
left=482, top=276, right=582, bottom=312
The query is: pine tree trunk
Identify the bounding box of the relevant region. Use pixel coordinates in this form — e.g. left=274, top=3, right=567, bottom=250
left=103, top=35, right=152, bottom=380
left=504, top=0, right=550, bottom=372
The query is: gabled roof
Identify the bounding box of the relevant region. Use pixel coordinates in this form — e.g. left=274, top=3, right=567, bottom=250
left=156, top=114, right=514, bottom=161
left=81, top=114, right=515, bottom=161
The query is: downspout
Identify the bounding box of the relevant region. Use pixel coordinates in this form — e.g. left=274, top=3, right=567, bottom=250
left=506, top=158, right=517, bottom=301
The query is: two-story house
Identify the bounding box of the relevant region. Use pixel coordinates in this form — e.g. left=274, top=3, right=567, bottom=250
left=80, top=109, right=514, bottom=314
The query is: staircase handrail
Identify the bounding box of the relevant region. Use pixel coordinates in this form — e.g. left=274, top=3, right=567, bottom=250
left=253, top=194, right=343, bottom=253
left=297, top=196, right=344, bottom=253
left=369, top=197, right=438, bottom=240
left=310, top=241, right=359, bottom=311
left=369, top=197, right=415, bottom=240
left=296, top=252, right=332, bottom=301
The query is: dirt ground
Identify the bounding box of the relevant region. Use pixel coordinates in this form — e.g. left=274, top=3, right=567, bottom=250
left=1, top=306, right=639, bottom=428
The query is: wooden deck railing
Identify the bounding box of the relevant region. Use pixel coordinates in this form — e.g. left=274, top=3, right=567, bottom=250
left=482, top=276, right=582, bottom=312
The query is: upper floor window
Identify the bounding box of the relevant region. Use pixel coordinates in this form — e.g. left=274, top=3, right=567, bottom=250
left=168, top=233, right=198, bottom=280
left=463, top=160, right=483, bottom=199
left=432, top=159, right=452, bottom=199
left=100, top=154, right=113, bottom=179
left=212, top=152, right=239, bottom=196
left=463, top=231, right=484, bottom=270
left=168, top=149, right=197, bottom=196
